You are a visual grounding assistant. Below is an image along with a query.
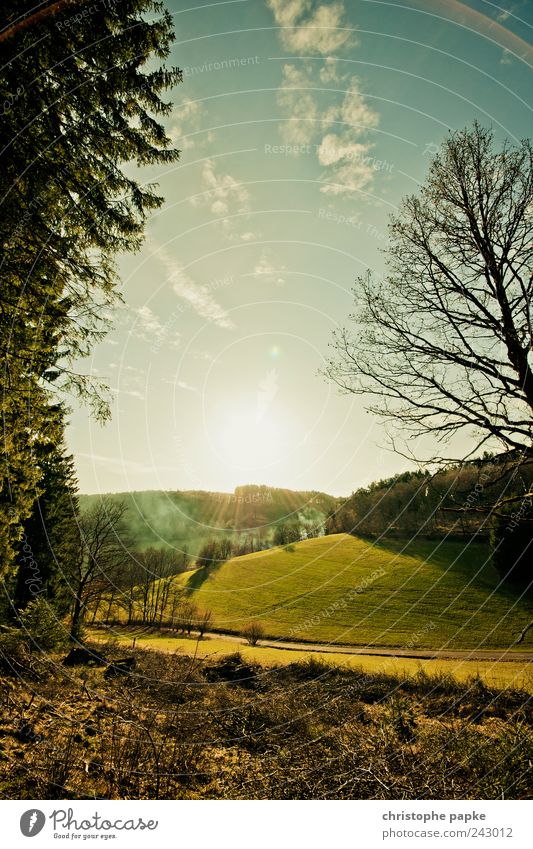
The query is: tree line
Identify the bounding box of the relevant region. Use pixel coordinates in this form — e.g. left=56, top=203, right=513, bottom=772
left=195, top=516, right=324, bottom=569
left=326, top=453, right=533, bottom=587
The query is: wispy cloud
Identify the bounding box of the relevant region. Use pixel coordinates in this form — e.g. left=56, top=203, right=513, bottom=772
left=249, top=251, right=286, bottom=286
left=275, top=57, right=380, bottom=195
left=168, top=98, right=204, bottom=151
left=318, top=128, right=377, bottom=195
left=176, top=379, right=199, bottom=393
left=192, top=159, right=250, bottom=218
left=335, top=77, right=380, bottom=132
left=267, top=0, right=355, bottom=55
left=278, top=63, right=320, bottom=145
left=106, top=360, right=147, bottom=400
left=77, top=452, right=156, bottom=473
left=500, top=48, right=513, bottom=65
left=161, top=377, right=199, bottom=393
left=110, top=386, right=145, bottom=401
left=152, top=242, right=235, bottom=329
left=133, top=305, right=167, bottom=342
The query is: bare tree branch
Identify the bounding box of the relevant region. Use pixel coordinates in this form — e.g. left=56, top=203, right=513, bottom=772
left=325, top=124, right=533, bottom=479
left=0, top=0, right=88, bottom=44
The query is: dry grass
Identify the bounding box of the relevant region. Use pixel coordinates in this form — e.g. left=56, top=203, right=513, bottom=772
left=0, top=638, right=531, bottom=800
left=91, top=628, right=533, bottom=693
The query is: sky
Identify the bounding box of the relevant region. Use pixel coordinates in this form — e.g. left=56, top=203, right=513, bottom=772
left=67, top=0, right=533, bottom=496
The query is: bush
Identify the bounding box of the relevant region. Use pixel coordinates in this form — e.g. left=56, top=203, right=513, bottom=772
left=242, top=621, right=265, bottom=646
left=18, top=598, right=69, bottom=650
left=0, top=628, right=31, bottom=675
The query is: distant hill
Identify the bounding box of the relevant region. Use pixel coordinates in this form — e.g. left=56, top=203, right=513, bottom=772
left=175, top=533, right=533, bottom=650
left=79, top=485, right=336, bottom=556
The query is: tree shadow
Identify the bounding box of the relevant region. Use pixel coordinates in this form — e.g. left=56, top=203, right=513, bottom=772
left=184, top=562, right=224, bottom=593
left=365, top=535, right=533, bottom=605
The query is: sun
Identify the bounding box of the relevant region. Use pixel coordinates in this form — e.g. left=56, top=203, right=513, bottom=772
left=211, top=403, right=285, bottom=475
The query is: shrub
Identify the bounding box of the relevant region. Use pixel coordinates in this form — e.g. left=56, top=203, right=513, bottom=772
left=242, top=621, right=265, bottom=646
left=18, top=598, right=69, bottom=650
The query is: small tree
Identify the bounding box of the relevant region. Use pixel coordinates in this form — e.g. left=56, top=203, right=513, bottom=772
left=242, top=621, right=265, bottom=646
left=68, top=498, right=130, bottom=641
left=18, top=598, right=69, bottom=651
left=273, top=524, right=288, bottom=546
left=176, top=601, right=199, bottom=636
left=196, top=608, right=213, bottom=638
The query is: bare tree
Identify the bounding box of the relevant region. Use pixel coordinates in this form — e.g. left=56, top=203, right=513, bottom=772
left=69, top=498, right=130, bottom=641
left=242, top=621, right=265, bottom=646
left=325, top=124, right=532, bottom=478
left=175, top=601, right=200, bottom=636
left=196, top=608, right=213, bottom=638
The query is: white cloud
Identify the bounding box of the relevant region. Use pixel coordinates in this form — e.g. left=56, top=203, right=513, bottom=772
left=317, top=133, right=370, bottom=166
left=277, top=63, right=319, bottom=145
left=169, top=99, right=203, bottom=151
left=267, top=0, right=354, bottom=55
left=77, top=452, right=154, bottom=473
left=339, top=78, right=380, bottom=132
left=317, top=132, right=376, bottom=193
left=320, top=158, right=376, bottom=195
left=269, top=1, right=380, bottom=198
left=500, top=48, right=513, bottom=65
left=319, top=57, right=340, bottom=83
left=134, top=305, right=166, bottom=342
left=177, top=380, right=199, bottom=393
left=194, top=159, right=249, bottom=215
left=161, top=377, right=199, bottom=393
left=267, top=0, right=310, bottom=28
left=153, top=242, right=235, bottom=329
left=110, top=386, right=145, bottom=401
left=317, top=81, right=379, bottom=194
left=241, top=231, right=257, bottom=242
left=276, top=59, right=379, bottom=195
left=249, top=251, right=286, bottom=286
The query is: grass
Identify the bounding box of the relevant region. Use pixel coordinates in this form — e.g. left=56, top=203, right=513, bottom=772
left=91, top=629, right=533, bottom=693
left=2, top=635, right=532, bottom=799
left=169, top=533, right=533, bottom=650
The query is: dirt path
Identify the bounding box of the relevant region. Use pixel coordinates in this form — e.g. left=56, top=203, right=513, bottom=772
left=92, top=627, right=533, bottom=663
left=202, top=630, right=533, bottom=662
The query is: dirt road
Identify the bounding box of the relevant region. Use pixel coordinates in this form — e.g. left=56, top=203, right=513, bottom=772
left=203, top=631, right=533, bottom=663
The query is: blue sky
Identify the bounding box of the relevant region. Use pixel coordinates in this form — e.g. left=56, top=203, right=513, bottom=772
left=68, top=0, right=533, bottom=495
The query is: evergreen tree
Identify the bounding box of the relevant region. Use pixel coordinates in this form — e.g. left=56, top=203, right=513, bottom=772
left=12, top=408, right=79, bottom=613
left=0, top=1, right=181, bottom=580
left=490, top=502, right=533, bottom=591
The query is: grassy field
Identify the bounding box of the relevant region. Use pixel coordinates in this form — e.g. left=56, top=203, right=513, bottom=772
left=169, top=533, right=533, bottom=650
left=92, top=629, right=533, bottom=693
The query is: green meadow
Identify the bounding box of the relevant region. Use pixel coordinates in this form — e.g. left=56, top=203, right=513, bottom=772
left=171, top=533, right=533, bottom=650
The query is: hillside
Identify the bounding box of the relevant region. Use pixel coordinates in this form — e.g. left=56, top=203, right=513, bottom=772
left=79, top=486, right=336, bottom=555
left=177, top=534, right=533, bottom=650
